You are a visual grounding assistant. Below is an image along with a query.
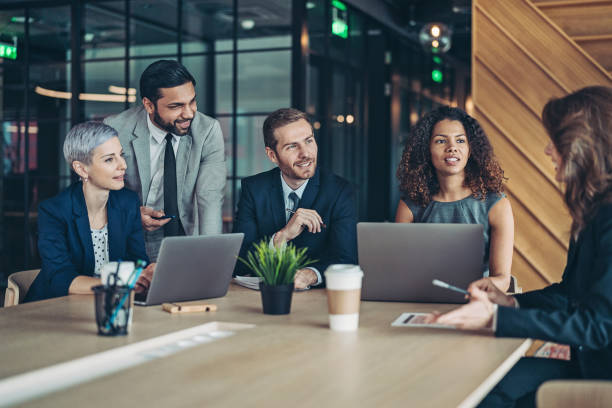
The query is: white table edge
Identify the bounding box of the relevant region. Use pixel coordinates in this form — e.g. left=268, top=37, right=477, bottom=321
left=458, top=338, right=533, bottom=408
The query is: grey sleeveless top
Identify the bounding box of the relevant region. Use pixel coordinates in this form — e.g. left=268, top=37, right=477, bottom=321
left=402, top=192, right=505, bottom=277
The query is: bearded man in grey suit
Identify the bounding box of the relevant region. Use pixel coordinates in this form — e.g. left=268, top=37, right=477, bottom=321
left=105, top=60, right=225, bottom=261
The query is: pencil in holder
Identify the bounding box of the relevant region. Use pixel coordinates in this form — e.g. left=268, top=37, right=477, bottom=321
left=93, top=285, right=134, bottom=336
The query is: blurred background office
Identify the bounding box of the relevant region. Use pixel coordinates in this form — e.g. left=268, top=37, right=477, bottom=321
left=0, top=0, right=471, bottom=285
left=2, top=0, right=610, bottom=300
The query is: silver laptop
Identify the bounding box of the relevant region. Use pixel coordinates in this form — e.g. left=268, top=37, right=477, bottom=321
left=358, top=223, right=484, bottom=303
left=135, top=233, right=244, bottom=306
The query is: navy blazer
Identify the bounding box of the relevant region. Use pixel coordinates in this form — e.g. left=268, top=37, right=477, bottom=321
left=232, top=167, right=357, bottom=285
left=497, top=204, right=612, bottom=379
left=25, top=182, right=149, bottom=302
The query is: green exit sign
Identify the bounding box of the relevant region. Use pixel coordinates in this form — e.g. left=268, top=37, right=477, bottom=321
left=0, top=43, right=17, bottom=60
left=331, top=0, right=348, bottom=39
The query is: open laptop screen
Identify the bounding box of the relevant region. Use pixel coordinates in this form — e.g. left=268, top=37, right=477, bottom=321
left=358, top=223, right=483, bottom=303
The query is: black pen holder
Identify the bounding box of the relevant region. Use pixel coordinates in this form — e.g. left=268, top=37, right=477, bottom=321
left=93, top=285, right=134, bottom=336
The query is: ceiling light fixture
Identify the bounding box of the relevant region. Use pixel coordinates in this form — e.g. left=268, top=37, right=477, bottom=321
left=35, top=86, right=137, bottom=103
left=108, top=85, right=137, bottom=96
left=419, top=22, right=452, bottom=54
left=240, top=19, right=255, bottom=30
left=430, top=25, right=440, bottom=38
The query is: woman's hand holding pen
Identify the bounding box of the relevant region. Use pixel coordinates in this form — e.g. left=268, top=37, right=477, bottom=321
left=434, top=286, right=496, bottom=331
left=468, top=278, right=516, bottom=308
left=425, top=278, right=516, bottom=331
left=274, top=208, right=324, bottom=246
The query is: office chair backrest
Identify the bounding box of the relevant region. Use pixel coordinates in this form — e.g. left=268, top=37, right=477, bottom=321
left=4, top=269, right=40, bottom=307
left=537, top=380, right=612, bottom=408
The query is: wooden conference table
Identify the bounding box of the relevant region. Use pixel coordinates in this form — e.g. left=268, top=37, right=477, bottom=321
left=0, top=284, right=531, bottom=407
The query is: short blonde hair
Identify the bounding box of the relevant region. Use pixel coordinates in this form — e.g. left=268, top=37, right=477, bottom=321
left=63, top=121, right=118, bottom=165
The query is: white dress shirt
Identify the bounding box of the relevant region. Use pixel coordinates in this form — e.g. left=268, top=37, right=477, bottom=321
left=269, top=173, right=322, bottom=287
left=145, top=114, right=181, bottom=209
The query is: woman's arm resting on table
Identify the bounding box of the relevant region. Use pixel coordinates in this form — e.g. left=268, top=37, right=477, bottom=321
left=488, top=197, right=514, bottom=292
left=68, top=275, right=102, bottom=295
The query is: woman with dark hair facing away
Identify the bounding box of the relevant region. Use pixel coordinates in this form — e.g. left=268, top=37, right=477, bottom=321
left=396, top=106, right=514, bottom=291
left=432, top=86, right=612, bottom=406
left=25, top=122, right=153, bottom=302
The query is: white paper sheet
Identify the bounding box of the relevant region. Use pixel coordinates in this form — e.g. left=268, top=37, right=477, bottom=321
left=391, top=312, right=456, bottom=329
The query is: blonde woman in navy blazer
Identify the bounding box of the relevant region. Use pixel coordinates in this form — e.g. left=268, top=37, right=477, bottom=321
left=26, top=122, right=152, bottom=302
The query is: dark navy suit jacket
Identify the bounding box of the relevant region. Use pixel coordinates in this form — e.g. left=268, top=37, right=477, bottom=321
left=232, top=167, right=357, bottom=285
left=25, top=182, right=148, bottom=302
left=497, top=204, right=612, bottom=379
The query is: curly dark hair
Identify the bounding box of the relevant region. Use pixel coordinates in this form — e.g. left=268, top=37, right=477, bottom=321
left=396, top=106, right=505, bottom=206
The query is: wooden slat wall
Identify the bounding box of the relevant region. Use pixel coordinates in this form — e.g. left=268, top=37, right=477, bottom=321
left=536, top=1, right=612, bottom=74
left=576, top=37, right=612, bottom=72
left=473, top=0, right=612, bottom=291
left=535, top=1, right=612, bottom=37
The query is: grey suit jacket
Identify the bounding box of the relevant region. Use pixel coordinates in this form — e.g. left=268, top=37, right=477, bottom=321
left=104, top=106, right=226, bottom=258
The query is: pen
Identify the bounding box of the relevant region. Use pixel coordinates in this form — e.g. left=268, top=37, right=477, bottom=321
left=286, top=208, right=327, bottom=228
left=106, top=260, right=147, bottom=330
left=432, top=279, right=470, bottom=296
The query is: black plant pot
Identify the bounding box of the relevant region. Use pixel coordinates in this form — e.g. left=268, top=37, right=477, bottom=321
left=259, top=282, right=294, bottom=315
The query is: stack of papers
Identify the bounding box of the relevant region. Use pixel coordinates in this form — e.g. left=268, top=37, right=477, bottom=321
left=233, top=276, right=262, bottom=290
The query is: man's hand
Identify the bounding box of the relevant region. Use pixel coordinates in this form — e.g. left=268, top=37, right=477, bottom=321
left=294, top=268, right=318, bottom=290
left=468, top=277, right=516, bottom=308
left=434, top=286, right=496, bottom=331
left=135, top=263, right=155, bottom=294
left=274, top=208, right=324, bottom=246
left=140, top=206, right=171, bottom=232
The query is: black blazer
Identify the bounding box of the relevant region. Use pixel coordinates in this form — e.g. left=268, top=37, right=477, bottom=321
left=497, top=204, right=612, bottom=379
left=232, top=167, right=357, bottom=285
left=25, top=182, right=149, bottom=302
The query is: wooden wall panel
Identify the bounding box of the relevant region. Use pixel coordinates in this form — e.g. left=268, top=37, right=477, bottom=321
left=475, top=107, right=570, bottom=246
left=475, top=1, right=612, bottom=89
left=576, top=38, right=612, bottom=71
left=537, top=2, right=612, bottom=37
left=505, top=190, right=568, bottom=281
left=512, top=248, right=551, bottom=291
left=473, top=77, right=558, bottom=187
left=473, top=8, right=567, bottom=108
left=473, top=0, right=611, bottom=291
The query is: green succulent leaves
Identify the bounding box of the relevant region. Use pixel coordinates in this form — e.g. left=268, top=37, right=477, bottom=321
left=239, top=238, right=316, bottom=286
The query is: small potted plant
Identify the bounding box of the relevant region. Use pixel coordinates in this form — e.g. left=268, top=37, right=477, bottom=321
left=240, top=238, right=315, bottom=315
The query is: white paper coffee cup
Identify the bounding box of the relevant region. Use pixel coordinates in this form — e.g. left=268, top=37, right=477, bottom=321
left=325, top=264, right=364, bottom=331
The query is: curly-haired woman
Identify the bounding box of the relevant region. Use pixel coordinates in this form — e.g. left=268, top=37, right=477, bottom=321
left=395, top=106, right=513, bottom=291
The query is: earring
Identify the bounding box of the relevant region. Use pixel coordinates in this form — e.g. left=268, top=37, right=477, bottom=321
left=82, top=177, right=88, bottom=183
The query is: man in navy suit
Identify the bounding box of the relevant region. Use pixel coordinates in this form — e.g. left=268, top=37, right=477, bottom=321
left=233, top=108, right=357, bottom=289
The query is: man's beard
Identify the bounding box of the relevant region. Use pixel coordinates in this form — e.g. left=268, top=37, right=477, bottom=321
left=280, top=157, right=316, bottom=181
left=153, top=110, right=191, bottom=136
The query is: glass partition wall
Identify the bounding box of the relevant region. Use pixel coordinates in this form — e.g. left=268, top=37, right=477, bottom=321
left=0, top=0, right=469, bottom=289
left=0, top=0, right=293, bottom=281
